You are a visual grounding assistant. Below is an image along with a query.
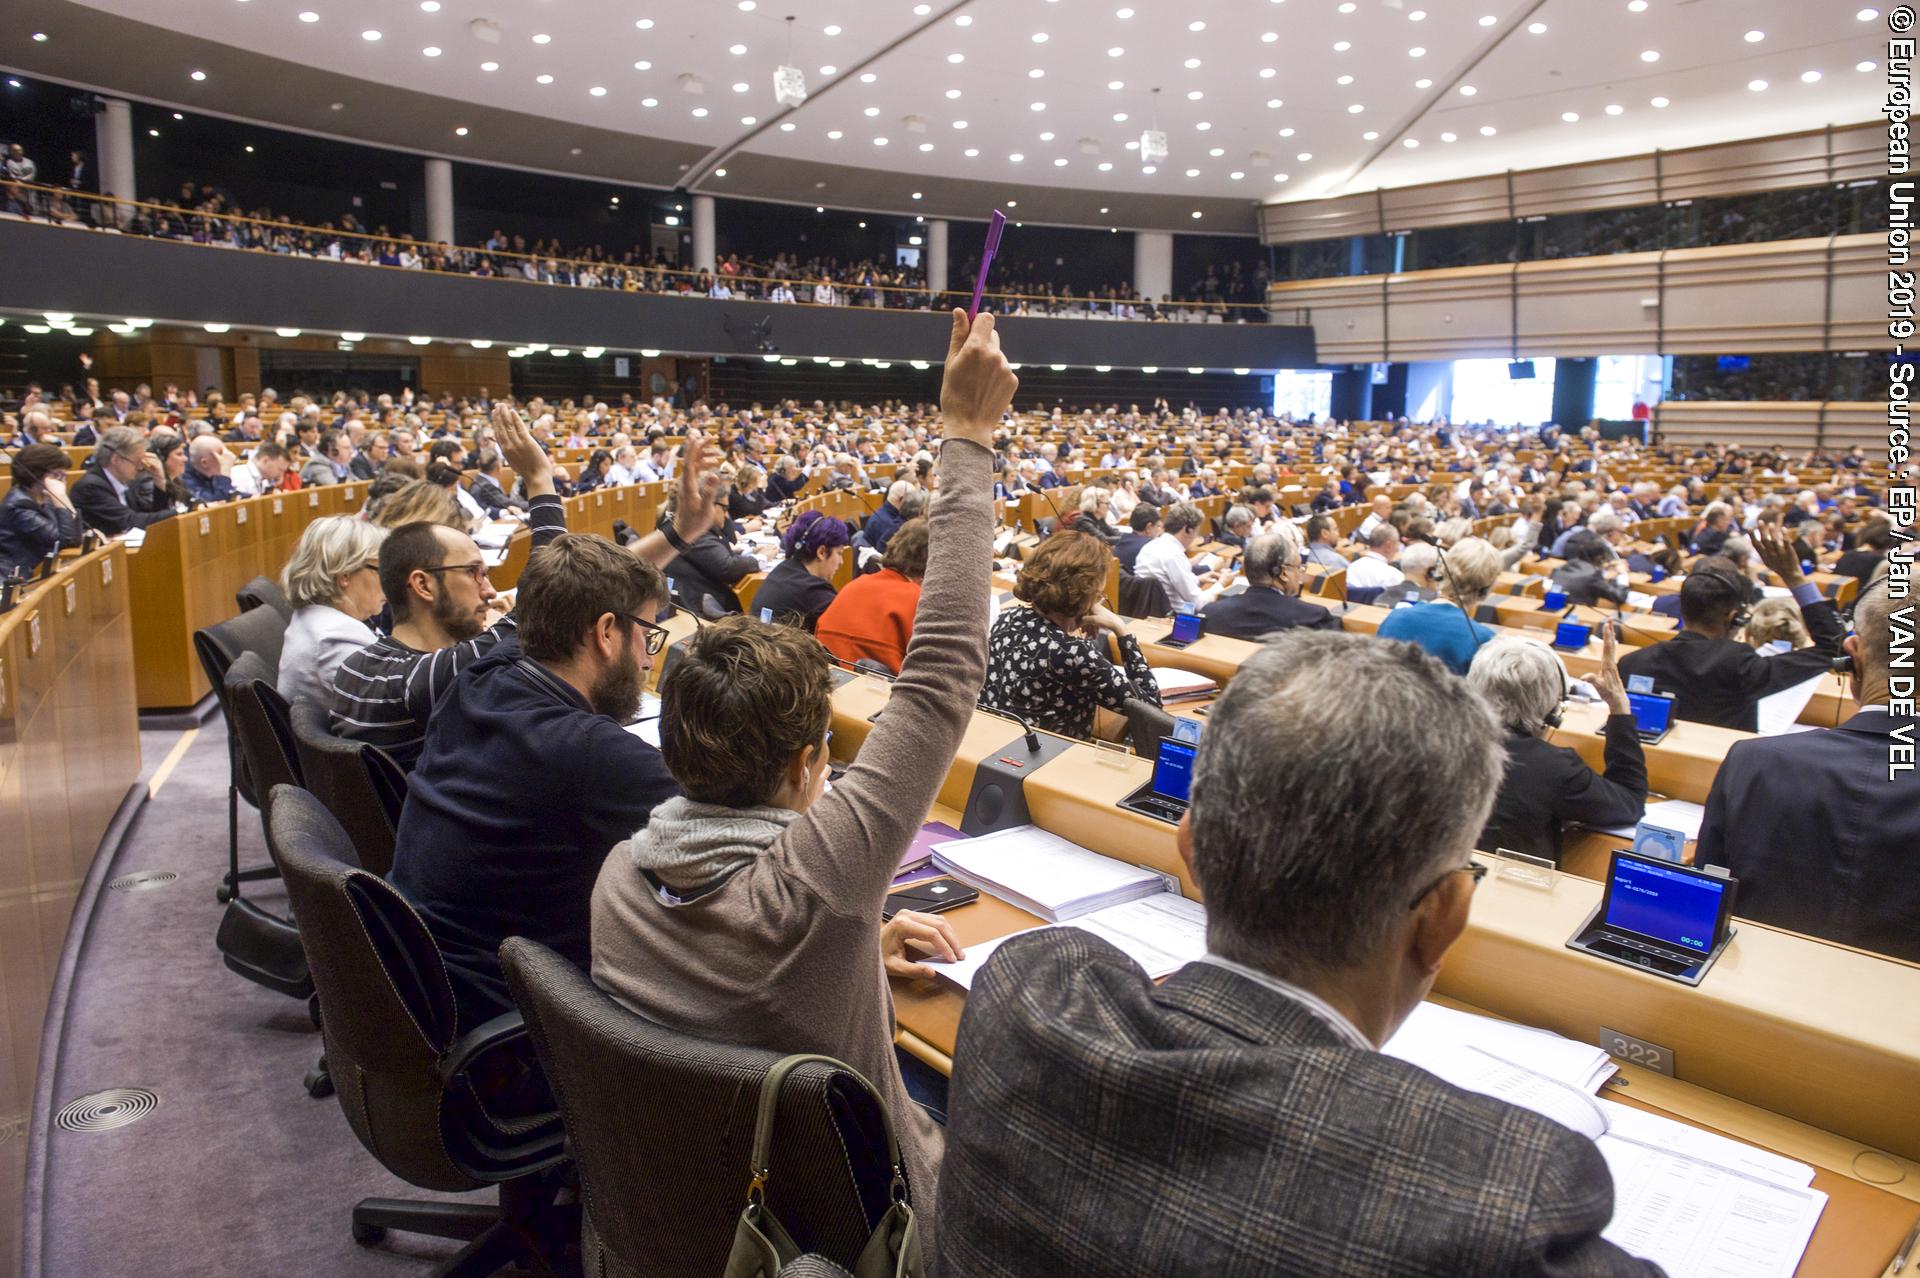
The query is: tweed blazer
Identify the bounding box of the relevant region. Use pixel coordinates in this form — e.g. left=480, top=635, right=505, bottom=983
left=935, top=929, right=1664, bottom=1278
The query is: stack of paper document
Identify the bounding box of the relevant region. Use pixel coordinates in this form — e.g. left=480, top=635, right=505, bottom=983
left=930, top=826, right=1169, bottom=922
left=1150, top=667, right=1218, bottom=702
left=1589, top=798, right=1707, bottom=841
left=925, top=893, right=1208, bottom=990
left=1385, top=1003, right=1618, bottom=1118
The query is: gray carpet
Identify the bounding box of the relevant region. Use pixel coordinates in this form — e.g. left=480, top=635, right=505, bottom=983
left=37, top=720, right=479, bottom=1277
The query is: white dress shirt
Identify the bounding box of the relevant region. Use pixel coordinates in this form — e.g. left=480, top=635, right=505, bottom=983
left=1134, top=532, right=1221, bottom=609
left=1345, top=552, right=1405, bottom=592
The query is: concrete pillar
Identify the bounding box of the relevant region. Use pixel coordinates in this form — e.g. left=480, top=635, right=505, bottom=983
left=424, top=157, right=454, bottom=245
left=691, top=194, right=716, bottom=273
left=926, top=219, right=949, bottom=298
left=94, top=98, right=136, bottom=226
left=1133, top=230, right=1172, bottom=305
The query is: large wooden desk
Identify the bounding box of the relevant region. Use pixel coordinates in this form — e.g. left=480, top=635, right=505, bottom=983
left=824, top=675, right=1920, bottom=1274
left=0, top=544, right=142, bottom=1270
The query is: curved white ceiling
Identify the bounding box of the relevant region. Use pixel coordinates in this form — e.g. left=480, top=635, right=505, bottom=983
left=67, top=0, right=1883, bottom=203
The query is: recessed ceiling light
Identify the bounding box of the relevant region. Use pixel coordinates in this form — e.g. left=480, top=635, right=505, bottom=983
left=823, top=23, right=841, bottom=34
left=1744, top=29, right=1764, bottom=41
left=1561, top=111, right=1579, bottom=122
left=953, top=118, right=969, bottom=128
left=635, top=59, right=653, bottom=70
left=1408, top=47, right=1426, bottom=57
left=1296, top=151, right=1312, bottom=161
left=1479, top=13, right=1496, bottom=24
left=31, top=31, right=47, bottom=41
left=1337, top=74, right=1354, bottom=84
left=1209, top=147, right=1224, bottom=156
left=537, top=73, right=554, bottom=84
left=1141, top=164, right=1156, bottom=173
left=1263, top=31, right=1279, bottom=42
left=1859, top=6, right=1882, bottom=16
left=1108, top=47, right=1125, bottom=58
left=729, top=43, right=747, bottom=54
left=1279, top=126, right=1295, bottom=136
left=955, top=14, right=972, bottom=24
left=1010, top=152, right=1024, bottom=161
left=1187, top=89, right=1203, bottom=100
left=190, top=69, right=208, bottom=80
left=864, top=105, right=880, bottom=116
left=1649, top=96, right=1668, bottom=107
left=1029, top=68, right=1045, bottom=78
left=298, top=10, right=318, bottom=20
left=1363, top=130, right=1379, bottom=140
left=482, top=60, right=499, bottom=70
left=244, top=144, right=255, bottom=152
left=362, top=28, right=382, bottom=40
left=1099, top=161, right=1114, bottom=171
left=1403, top=138, right=1418, bottom=148
left=1641, top=49, right=1659, bottom=61
left=1348, top=103, right=1364, bottom=113
left=1338, top=1, right=1355, bottom=10
left=420, top=0, right=439, bottom=9
left=204, top=323, right=231, bottom=333
left=642, top=97, right=658, bottom=106
left=1801, top=70, right=1822, bottom=82
left=1859, top=60, right=1878, bottom=72
left=1108, top=79, right=1124, bottom=89
left=1054, top=157, right=1069, bottom=166
left=1409, top=7, right=1427, bottom=17
left=741, top=115, right=756, bottom=124
left=1414, top=78, right=1431, bottom=88
left=1480, top=125, right=1497, bottom=135
left=1459, top=85, right=1477, bottom=96
left=1190, top=212, right=1202, bottom=220
left=948, top=52, right=964, bottom=62
left=148, top=128, right=160, bottom=136
left=827, top=129, right=842, bottom=138
left=423, top=45, right=441, bottom=56
left=873, top=136, right=888, bottom=145
left=1333, top=40, right=1351, bottom=51
left=636, top=18, right=653, bottom=28
left=1039, top=129, right=1054, bottom=140
left=1031, top=31, right=1048, bottom=42
left=913, top=2, right=930, bottom=12
left=1628, top=0, right=1647, bottom=8
left=172, top=111, right=183, bottom=119
left=691, top=106, right=707, bottom=116
left=1605, top=103, right=1623, bottom=114
left=1527, top=22, right=1547, bottom=34
left=1184, top=57, right=1201, bottom=68
left=964, top=147, right=979, bottom=156
left=1111, top=112, right=1127, bottom=122
left=1189, top=20, right=1206, bottom=31
left=860, top=72, right=878, bottom=83
left=455, top=125, right=468, bottom=135
left=919, top=142, right=933, bottom=151
left=1229, top=170, right=1245, bottom=179
left=532, top=32, right=550, bottom=43
left=1274, top=174, right=1289, bottom=182
left=1260, top=67, right=1276, bottom=78
left=1748, top=78, right=1768, bottom=91
left=1268, top=98, right=1283, bottom=108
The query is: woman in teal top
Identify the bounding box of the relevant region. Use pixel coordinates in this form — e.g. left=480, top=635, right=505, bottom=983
left=1377, top=536, right=1503, bottom=675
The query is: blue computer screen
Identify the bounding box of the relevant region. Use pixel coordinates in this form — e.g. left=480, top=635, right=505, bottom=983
left=1153, top=739, right=1198, bottom=803
left=1627, top=691, right=1673, bottom=736
left=1553, top=621, right=1590, bottom=649
left=1170, top=612, right=1203, bottom=644
left=1604, top=856, right=1726, bottom=953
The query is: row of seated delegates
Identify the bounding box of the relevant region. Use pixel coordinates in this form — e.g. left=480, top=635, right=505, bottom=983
left=937, top=632, right=1663, bottom=1275
left=1697, top=580, right=1919, bottom=960
left=0, top=443, right=83, bottom=575
left=981, top=531, right=1162, bottom=741
left=1132, top=501, right=1234, bottom=610
left=589, top=312, right=1019, bottom=1235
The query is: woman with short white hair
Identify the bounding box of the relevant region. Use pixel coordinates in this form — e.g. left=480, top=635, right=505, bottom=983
left=1466, top=630, right=1647, bottom=864
left=276, top=514, right=388, bottom=707
left=1375, top=536, right=1504, bottom=675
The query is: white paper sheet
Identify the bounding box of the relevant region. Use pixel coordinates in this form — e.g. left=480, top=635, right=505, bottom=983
left=1591, top=798, right=1708, bottom=841
left=1755, top=675, right=1823, bottom=736
left=924, top=893, right=1206, bottom=991
left=621, top=692, right=663, bottom=748
left=931, top=826, right=1168, bottom=921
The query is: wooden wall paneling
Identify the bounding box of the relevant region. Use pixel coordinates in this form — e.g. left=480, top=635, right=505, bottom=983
left=1659, top=129, right=1848, bottom=203
left=1509, top=153, right=1661, bottom=220
left=1383, top=264, right=1520, bottom=362
left=127, top=516, right=198, bottom=709
left=1830, top=235, right=1888, bottom=351
left=1259, top=188, right=1383, bottom=247
left=1380, top=172, right=1512, bottom=233
left=1266, top=273, right=1390, bottom=363
left=1660, top=236, right=1833, bottom=354
left=418, top=349, right=513, bottom=399
left=1514, top=251, right=1663, bottom=358
left=231, top=344, right=262, bottom=398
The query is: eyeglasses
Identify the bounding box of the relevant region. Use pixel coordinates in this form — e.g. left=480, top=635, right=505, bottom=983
left=1406, top=861, right=1487, bottom=911
left=615, top=612, right=672, bottom=655
left=423, top=561, right=489, bottom=585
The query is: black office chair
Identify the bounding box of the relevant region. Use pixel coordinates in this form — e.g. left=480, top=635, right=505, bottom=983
left=1346, top=585, right=1385, bottom=607
left=1117, top=570, right=1171, bottom=619
left=214, top=654, right=314, bottom=992
left=1122, top=697, right=1177, bottom=759
left=236, top=574, right=294, bottom=621
left=193, top=604, right=290, bottom=903
left=269, top=787, right=574, bottom=1278
left=500, top=938, right=900, bottom=1278
left=287, top=697, right=407, bottom=879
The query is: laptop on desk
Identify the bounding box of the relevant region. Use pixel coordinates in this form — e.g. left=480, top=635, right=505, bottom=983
left=1567, top=850, right=1737, bottom=986
left=1117, top=737, right=1198, bottom=826
left=1160, top=611, right=1204, bottom=649
left=1619, top=690, right=1676, bottom=744
left=1552, top=620, right=1592, bottom=651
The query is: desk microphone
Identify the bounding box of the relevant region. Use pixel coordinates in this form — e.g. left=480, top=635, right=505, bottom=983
left=973, top=696, right=1044, bottom=753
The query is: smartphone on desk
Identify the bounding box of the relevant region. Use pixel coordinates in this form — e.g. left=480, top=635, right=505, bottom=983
left=884, top=880, right=980, bottom=919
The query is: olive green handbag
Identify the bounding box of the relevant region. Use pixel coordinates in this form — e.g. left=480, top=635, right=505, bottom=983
left=722, top=1053, right=923, bottom=1278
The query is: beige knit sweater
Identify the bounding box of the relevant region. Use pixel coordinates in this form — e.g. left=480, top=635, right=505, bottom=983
left=590, top=436, right=993, bottom=1243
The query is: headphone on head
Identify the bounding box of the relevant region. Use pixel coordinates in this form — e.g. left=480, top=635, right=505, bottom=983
left=1544, top=656, right=1568, bottom=731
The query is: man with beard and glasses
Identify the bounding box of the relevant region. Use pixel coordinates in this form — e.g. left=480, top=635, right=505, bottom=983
left=329, top=402, right=719, bottom=771
left=388, top=497, right=689, bottom=1030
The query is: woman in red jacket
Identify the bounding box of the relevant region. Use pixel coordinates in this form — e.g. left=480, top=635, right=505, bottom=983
left=815, top=516, right=928, bottom=673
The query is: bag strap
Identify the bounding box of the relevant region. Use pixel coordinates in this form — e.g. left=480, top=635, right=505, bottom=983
left=744, top=1053, right=906, bottom=1212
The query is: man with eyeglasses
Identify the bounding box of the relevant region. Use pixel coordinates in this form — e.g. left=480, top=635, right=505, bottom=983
left=330, top=403, right=718, bottom=772
left=937, top=630, right=1659, bottom=1277
left=69, top=425, right=179, bottom=536
left=390, top=416, right=719, bottom=1030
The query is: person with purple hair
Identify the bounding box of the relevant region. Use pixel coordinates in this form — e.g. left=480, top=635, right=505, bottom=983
left=751, top=508, right=850, bottom=632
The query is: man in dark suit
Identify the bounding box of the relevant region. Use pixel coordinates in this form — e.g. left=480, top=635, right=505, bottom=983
left=1619, top=524, right=1842, bottom=731
left=69, top=426, right=178, bottom=535
left=466, top=449, right=521, bottom=518
left=1696, top=581, right=1918, bottom=961
left=1201, top=533, right=1339, bottom=640
left=1113, top=505, right=1160, bottom=574
left=937, top=631, right=1658, bottom=1278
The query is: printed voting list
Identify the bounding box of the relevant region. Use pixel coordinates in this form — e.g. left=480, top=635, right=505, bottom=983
left=924, top=893, right=1207, bottom=991
left=930, top=826, right=1169, bottom=922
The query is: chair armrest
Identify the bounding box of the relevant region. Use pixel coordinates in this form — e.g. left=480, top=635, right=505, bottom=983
left=439, top=1011, right=530, bottom=1087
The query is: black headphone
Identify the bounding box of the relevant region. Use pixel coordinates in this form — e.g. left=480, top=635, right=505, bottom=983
left=1544, top=656, right=1568, bottom=731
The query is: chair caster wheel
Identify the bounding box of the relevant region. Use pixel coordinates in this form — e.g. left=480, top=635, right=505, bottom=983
left=305, top=1066, right=334, bottom=1099
left=351, top=1221, right=385, bottom=1246
left=215, top=885, right=234, bottom=904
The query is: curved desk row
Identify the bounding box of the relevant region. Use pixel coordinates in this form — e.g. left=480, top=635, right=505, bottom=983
left=812, top=670, right=1920, bottom=1273
left=0, top=546, right=142, bottom=1267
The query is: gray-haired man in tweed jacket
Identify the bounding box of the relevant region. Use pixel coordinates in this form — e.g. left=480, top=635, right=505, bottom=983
left=936, top=631, right=1664, bottom=1278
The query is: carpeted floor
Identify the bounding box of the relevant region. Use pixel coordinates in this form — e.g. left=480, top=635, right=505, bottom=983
left=36, top=719, right=479, bottom=1277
